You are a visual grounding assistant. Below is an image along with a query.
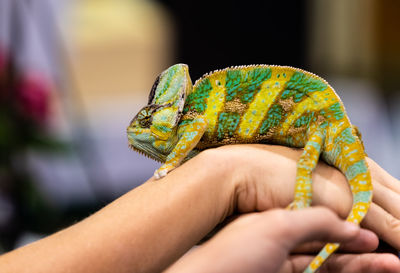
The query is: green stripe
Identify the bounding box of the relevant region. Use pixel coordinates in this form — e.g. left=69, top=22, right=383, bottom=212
left=259, top=104, right=283, bottom=134
left=294, top=112, right=315, bottom=128
left=353, top=190, right=372, bottom=203
left=345, top=159, right=368, bottom=180
left=281, top=71, right=328, bottom=103
left=335, top=127, right=356, bottom=145
left=225, top=67, right=272, bottom=103
left=184, top=78, right=213, bottom=114
left=217, top=112, right=241, bottom=140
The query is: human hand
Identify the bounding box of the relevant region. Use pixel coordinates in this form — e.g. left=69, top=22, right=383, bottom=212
left=166, top=207, right=400, bottom=273
left=2, top=144, right=397, bottom=273
left=192, top=144, right=400, bottom=251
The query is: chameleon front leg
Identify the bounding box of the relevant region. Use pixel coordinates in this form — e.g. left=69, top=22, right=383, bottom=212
left=154, top=117, right=208, bottom=179
left=287, top=127, right=326, bottom=210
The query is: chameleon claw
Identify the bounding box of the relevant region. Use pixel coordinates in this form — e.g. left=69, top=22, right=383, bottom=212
left=154, top=169, right=168, bottom=179
left=153, top=170, right=161, bottom=179
left=286, top=201, right=308, bottom=210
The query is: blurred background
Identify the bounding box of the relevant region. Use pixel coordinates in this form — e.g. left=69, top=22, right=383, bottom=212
left=0, top=0, right=399, bottom=253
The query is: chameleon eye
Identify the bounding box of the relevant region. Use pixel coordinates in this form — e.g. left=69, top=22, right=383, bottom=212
left=139, top=116, right=151, bottom=128
left=137, top=111, right=146, bottom=120
left=215, top=80, right=221, bottom=86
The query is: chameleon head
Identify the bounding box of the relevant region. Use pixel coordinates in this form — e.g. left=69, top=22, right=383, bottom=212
left=127, top=64, right=192, bottom=162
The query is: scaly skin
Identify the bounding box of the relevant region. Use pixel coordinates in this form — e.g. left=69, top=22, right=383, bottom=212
left=127, top=64, right=373, bottom=273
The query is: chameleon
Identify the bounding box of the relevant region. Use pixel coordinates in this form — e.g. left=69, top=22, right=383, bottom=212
left=127, top=63, right=373, bottom=273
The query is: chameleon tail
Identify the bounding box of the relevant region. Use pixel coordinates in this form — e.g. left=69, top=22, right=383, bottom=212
left=304, top=139, right=373, bottom=273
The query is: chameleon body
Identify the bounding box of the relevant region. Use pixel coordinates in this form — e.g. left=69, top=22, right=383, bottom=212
left=127, top=64, right=373, bottom=273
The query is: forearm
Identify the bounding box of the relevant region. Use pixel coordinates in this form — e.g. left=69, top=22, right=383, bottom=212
left=0, top=150, right=235, bottom=273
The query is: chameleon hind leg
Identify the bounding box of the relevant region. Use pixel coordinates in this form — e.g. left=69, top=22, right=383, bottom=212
left=287, top=128, right=326, bottom=210
left=303, top=137, right=373, bottom=273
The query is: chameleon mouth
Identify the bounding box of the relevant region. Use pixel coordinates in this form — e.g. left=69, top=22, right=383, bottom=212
left=128, top=143, right=163, bottom=163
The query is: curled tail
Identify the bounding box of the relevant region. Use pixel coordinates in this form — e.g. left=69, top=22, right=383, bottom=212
left=304, top=134, right=373, bottom=273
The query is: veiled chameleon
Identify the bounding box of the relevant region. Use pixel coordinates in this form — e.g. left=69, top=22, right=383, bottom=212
left=127, top=64, right=372, bottom=273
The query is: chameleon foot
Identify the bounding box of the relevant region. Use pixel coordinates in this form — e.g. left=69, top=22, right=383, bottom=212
left=153, top=164, right=176, bottom=179
left=154, top=169, right=168, bottom=179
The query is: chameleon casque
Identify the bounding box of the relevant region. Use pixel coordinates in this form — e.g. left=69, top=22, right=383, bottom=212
left=127, top=64, right=372, bottom=273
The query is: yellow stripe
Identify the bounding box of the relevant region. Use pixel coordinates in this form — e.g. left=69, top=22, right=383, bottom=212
left=238, top=70, right=294, bottom=138
left=203, top=73, right=226, bottom=135
left=280, top=88, right=337, bottom=134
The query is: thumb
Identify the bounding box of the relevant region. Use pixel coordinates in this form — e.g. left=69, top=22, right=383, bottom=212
left=273, top=207, right=360, bottom=250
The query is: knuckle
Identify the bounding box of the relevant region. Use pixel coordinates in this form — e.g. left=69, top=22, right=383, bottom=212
left=384, top=214, right=400, bottom=233
left=267, top=209, right=291, bottom=229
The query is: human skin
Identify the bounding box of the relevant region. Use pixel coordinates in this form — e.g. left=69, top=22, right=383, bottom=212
left=165, top=208, right=399, bottom=273
left=0, top=144, right=399, bottom=273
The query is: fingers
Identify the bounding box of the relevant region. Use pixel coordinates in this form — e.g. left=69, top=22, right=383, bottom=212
left=363, top=203, right=400, bottom=250
left=222, top=145, right=400, bottom=251
left=274, top=207, right=360, bottom=250
left=312, top=157, right=400, bottom=250
left=363, top=158, right=400, bottom=250
left=282, top=253, right=400, bottom=273
left=292, top=228, right=378, bottom=254
left=373, top=182, right=400, bottom=220
left=367, top=158, right=400, bottom=195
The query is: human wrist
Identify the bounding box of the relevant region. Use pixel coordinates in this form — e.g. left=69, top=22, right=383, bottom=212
left=189, top=148, right=239, bottom=221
